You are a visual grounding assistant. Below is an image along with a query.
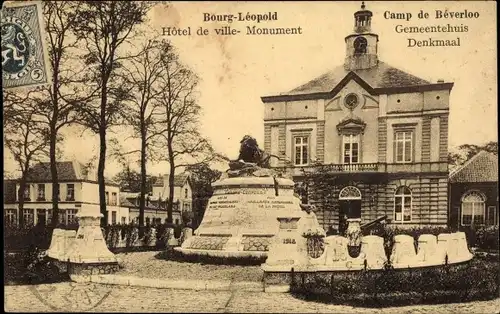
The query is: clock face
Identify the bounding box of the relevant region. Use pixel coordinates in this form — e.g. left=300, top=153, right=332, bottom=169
left=344, top=93, right=359, bottom=109
left=354, top=37, right=367, bottom=53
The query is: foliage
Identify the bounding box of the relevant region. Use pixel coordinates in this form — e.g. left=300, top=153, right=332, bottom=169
left=290, top=258, right=499, bottom=307
left=186, top=163, right=222, bottom=228
left=70, top=1, right=155, bottom=225
left=448, top=141, right=498, bottom=167
left=474, top=225, right=499, bottom=251
left=112, top=165, right=154, bottom=193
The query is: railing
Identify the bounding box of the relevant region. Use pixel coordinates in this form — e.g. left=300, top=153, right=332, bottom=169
left=325, top=163, right=379, bottom=172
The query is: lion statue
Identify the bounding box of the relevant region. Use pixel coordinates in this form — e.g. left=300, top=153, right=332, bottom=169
left=226, top=135, right=281, bottom=177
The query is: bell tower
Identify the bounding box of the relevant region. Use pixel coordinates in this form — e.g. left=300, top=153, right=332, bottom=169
left=344, top=2, right=379, bottom=71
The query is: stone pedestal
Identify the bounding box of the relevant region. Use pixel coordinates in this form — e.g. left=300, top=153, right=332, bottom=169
left=390, top=234, right=417, bottom=268
left=262, top=216, right=309, bottom=271
left=177, top=176, right=306, bottom=258
left=416, top=234, right=439, bottom=265
left=64, top=207, right=118, bottom=277
left=360, top=235, right=387, bottom=269
left=46, top=229, right=65, bottom=260
left=455, top=232, right=473, bottom=262
left=345, top=218, right=362, bottom=247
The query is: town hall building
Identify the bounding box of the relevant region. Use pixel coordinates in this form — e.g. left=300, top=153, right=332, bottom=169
left=261, top=3, right=453, bottom=231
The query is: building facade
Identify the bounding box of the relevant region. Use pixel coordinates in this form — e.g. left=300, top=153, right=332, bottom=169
left=449, top=151, right=498, bottom=228
left=261, top=4, right=453, bottom=230
left=151, top=172, right=193, bottom=214
left=3, top=161, right=128, bottom=226
left=119, top=192, right=184, bottom=225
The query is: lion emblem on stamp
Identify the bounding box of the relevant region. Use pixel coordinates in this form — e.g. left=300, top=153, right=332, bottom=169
left=1, top=1, right=51, bottom=90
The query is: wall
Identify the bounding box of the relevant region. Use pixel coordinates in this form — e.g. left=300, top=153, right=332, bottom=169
left=308, top=175, right=448, bottom=230
left=449, top=182, right=499, bottom=228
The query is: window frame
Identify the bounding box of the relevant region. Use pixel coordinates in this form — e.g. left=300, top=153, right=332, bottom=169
left=37, top=184, right=46, bottom=201
left=66, top=209, right=78, bottom=225
left=5, top=209, right=17, bottom=226
left=342, top=133, right=361, bottom=164
left=111, top=192, right=117, bottom=206
left=23, top=185, right=31, bottom=201
left=394, top=129, right=414, bottom=164
left=293, top=135, right=310, bottom=166
left=394, top=186, right=412, bottom=223
left=23, top=208, right=34, bottom=226
left=460, top=191, right=486, bottom=227
left=487, top=206, right=498, bottom=226
left=66, top=184, right=75, bottom=201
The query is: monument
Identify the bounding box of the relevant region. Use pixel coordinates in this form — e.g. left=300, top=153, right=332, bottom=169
left=176, top=136, right=324, bottom=258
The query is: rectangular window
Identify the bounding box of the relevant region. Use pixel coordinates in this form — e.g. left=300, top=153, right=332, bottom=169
left=66, top=209, right=78, bottom=225
left=184, top=188, right=188, bottom=199
left=36, top=209, right=46, bottom=225
left=121, top=217, right=126, bottom=224
left=487, top=206, right=497, bottom=226
left=23, top=186, right=31, bottom=201
left=111, top=211, right=117, bottom=224
left=184, top=203, right=191, bottom=212
left=37, top=184, right=45, bottom=201
left=47, top=209, right=53, bottom=225
left=395, top=131, right=413, bottom=163
left=23, top=208, right=34, bottom=226
left=294, top=136, right=309, bottom=166
left=56, top=183, right=60, bottom=200
left=5, top=209, right=17, bottom=226
left=66, top=184, right=75, bottom=201
left=461, top=202, right=486, bottom=226
left=394, top=196, right=412, bottom=222
left=111, top=192, right=117, bottom=206
left=342, top=134, right=360, bottom=164
left=105, top=192, right=110, bottom=205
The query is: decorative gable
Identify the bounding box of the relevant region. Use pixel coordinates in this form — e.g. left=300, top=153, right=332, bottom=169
left=336, top=113, right=366, bottom=135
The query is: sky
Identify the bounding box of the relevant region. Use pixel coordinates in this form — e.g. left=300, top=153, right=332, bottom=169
left=4, top=1, right=497, bottom=178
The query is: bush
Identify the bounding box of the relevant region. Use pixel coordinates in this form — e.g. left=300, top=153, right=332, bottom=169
left=474, top=226, right=499, bottom=251
left=290, top=258, right=499, bottom=306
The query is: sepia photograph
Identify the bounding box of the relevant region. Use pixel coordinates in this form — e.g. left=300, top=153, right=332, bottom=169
left=2, top=1, right=498, bottom=313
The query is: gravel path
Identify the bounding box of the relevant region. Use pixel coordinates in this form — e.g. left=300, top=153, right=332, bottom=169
left=5, top=283, right=500, bottom=313
left=115, top=251, right=264, bottom=282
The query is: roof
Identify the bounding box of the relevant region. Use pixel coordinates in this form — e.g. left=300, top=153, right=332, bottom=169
left=24, top=161, right=119, bottom=186
left=449, top=151, right=498, bottom=183
left=152, top=173, right=191, bottom=188
left=3, top=180, right=17, bottom=204
left=261, top=61, right=453, bottom=102
left=119, top=195, right=181, bottom=212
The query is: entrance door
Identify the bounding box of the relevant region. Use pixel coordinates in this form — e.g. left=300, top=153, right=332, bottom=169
left=338, top=186, right=362, bottom=234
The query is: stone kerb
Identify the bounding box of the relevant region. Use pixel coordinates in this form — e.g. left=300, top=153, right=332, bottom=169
left=46, top=228, right=65, bottom=260
left=360, top=235, right=387, bottom=269
left=390, top=234, right=417, bottom=268
left=415, top=234, right=439, bottom=265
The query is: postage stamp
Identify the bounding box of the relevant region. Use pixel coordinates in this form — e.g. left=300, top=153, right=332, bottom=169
left=1, top=1, right=52, bottom=90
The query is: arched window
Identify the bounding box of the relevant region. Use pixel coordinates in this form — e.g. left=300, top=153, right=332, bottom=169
left=339, top=186, right=362, bottom=200
left=394, top=186, right=412, bottom=222
left=461, top=191, right=485, bottom=226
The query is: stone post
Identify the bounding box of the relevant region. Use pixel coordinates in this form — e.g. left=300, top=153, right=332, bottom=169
left=345, top=218, right=362, bottom=257
left=64, top=206, right=118, bottom=279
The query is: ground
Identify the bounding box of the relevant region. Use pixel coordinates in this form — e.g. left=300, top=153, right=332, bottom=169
left=115, top=251, right=263, bottom=282
left=4, top=283, right=500, bottom=313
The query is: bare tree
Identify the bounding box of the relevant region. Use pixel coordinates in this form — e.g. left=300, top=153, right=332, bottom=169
left=71, top=1, right=153, bottom=225
left=117, top=38, right=172, bottom=229
left=23, top=1, right=85, bottom=227
left=155, top=42, right=216, bottom=224
left=4, top=101, right=50, bottom=227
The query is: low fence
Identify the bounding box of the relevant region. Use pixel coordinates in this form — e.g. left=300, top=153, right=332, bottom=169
left=4, top=223, right=188, bottom=253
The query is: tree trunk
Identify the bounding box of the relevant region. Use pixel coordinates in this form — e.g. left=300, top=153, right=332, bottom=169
left=167, top=162, right=175, bottom=224
left=49, top=125, right=59, bottom=228
left=139, top=128, right=147, bottom=230
left=18, top=178, right=27, bottom=228
left=98, top=84, right=108, bottom=226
